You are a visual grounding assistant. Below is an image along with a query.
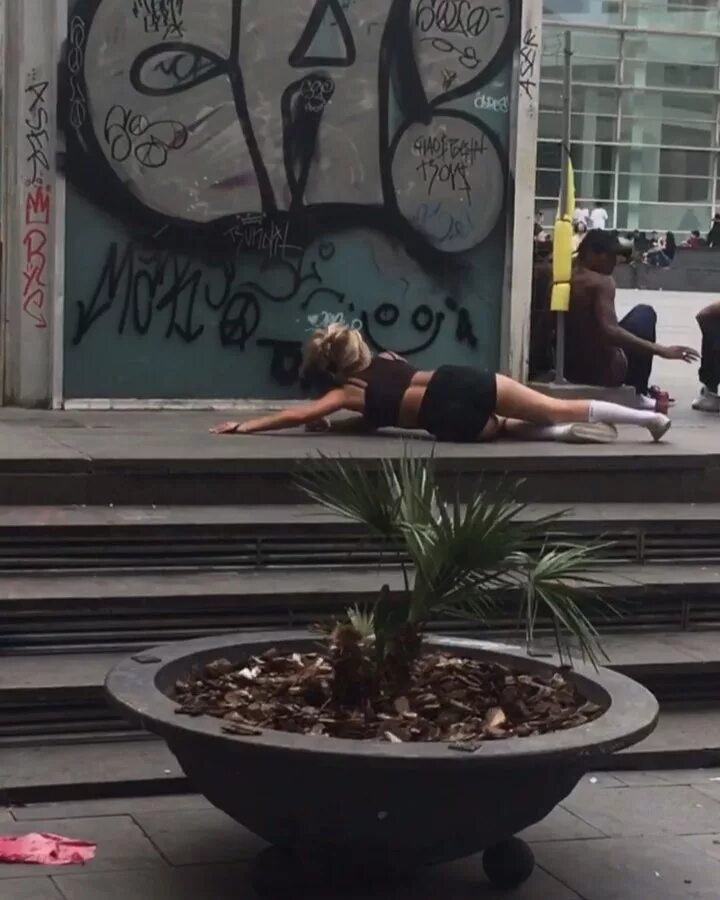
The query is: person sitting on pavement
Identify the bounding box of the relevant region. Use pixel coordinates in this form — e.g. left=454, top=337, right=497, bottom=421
left=685, top=230, right=704, bottom=249
left=633, top=231, right=652, bottom=255
left=708, top=214, right=720, bottom=248
left=573, top=205, right=589, bottom=229
left=692, top=302, right=720, bottom=413
left=647, top=231, right=676, bottom=268
left=212, top=317, right=673, bottom=443
left=565, top=230, right=698, bottom=408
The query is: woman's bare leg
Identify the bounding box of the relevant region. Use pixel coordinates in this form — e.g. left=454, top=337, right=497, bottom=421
left=476, top=414, right=503, bottom=442
left=495, top=376, right=591, bottom=424
left=500, top=417, right=576, bottom=439
left=476, top=415, right=553, bottom=443
left=494, top=375, right=671, bottom=441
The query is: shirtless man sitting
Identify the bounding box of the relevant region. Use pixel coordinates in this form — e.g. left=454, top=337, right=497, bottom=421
left=565, top=230, right=698, bottom=404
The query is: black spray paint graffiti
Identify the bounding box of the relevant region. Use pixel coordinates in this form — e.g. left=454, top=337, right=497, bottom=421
left=67, top=18, right=88, bottom=138
left=519, top=26, right=538, bottom=101
left=64, top=0, right=515, bottom=257
left=23, top=75, right=53, bottom=330
left=414, top=0, right=507, bottom=75
left=63, top=0, right=517, bottom=388
left=413, top=130, right=486, bottom=202
left=25, top=80, right=51, bottom=185
left=72, top=239, right=479, bottom=385
left=132, top=0, right=185, bottom=39
left=103, top=104, right=188, bottom=168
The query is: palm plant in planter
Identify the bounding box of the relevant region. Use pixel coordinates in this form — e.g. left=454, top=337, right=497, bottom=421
left=107, top=452, right=659, bottom=893
left=290, top=451, right=611, bottom=740
left=172, top=452, right=612, bottom=744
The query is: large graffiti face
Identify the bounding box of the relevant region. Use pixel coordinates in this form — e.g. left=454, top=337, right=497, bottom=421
left=63, top=0, right=522, bottom=400
left=67, top=0, right=512, bottom=254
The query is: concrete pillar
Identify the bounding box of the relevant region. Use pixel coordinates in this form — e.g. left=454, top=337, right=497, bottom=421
left=502, top=0, right=543, bottom=381
left=1, top=0, right=65, bottom=406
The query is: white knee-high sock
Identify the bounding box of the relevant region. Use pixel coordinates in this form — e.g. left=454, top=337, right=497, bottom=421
left=588, top=400, right=662, bottom=427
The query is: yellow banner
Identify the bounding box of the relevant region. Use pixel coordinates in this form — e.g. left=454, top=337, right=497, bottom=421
left=550, top=154, right=575, bottom=313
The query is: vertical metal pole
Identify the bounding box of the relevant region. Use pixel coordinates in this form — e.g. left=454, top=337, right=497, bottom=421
left=554, top=29, right=572, bottom=385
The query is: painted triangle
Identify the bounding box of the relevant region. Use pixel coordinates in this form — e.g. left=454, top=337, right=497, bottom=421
left=289, top=0, right=356, bottom=68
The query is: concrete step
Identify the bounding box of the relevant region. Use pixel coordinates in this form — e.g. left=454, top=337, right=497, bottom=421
left=1, top=439, right=719, bottom=505
left=0, top=737, right=185, bottom=805
left=0, top=632, right=719, bottom=744
left=0, top=503, right=718, bottom=571
left=2, top=706, right=719, bottom=804
left=3, top=564, right=720, bottom=653
left=612, top=706, right=720, bottom=772
left=0, top=653, right=132, bottom=742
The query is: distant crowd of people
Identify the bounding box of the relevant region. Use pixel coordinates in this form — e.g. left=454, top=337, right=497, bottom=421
left=535, top=205, right=720, bottom=267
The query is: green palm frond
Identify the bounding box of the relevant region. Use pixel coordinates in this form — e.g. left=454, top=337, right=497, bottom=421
left=297, top=453, right=401, bottom=539
left=400, top=486, right=535, bottom=621
left=392, top=450, right=440, bottom=529
left=298, top=451, right=614, bottom=673
left=511, top=544, right=613, bottom=669
left=346, top=603, right=376, bottom=641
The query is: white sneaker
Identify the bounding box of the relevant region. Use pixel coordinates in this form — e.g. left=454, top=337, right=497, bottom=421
left=647, top=414, right=672, bottom=443
left=692, top=387, right=720, bottom=413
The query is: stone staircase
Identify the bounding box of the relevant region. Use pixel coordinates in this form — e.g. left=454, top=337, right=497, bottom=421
left=1, top=452, right=720, bottom=801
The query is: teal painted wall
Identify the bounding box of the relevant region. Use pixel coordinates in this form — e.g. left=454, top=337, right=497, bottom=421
left=63, top=0, right=519, bottom=399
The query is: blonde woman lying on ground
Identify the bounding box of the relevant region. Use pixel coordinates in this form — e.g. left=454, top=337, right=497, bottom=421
left=213, top=321, right=672, bottom=443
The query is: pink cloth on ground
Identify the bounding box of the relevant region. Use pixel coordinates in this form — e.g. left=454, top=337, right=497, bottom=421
left=0, top=832, right=96, bottom=866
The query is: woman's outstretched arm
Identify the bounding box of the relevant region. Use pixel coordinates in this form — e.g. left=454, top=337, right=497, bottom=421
left=211, top=389, right=348, bottom=435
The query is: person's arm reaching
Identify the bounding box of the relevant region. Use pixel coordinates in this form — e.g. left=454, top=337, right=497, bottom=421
left=212, top=389, right=348, bottom=434
left=594, top=278, right=698, bottom=362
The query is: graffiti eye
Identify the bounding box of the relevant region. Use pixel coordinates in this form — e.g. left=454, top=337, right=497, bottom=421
left=130, top=42, right=226, bottom=97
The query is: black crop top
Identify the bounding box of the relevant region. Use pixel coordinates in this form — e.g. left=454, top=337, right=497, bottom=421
left=348, top=355, right=417, bottom=428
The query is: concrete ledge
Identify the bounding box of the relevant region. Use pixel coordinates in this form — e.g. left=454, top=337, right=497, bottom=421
left=615, top=250, right=720, bottom=293
left=0, top=408, right=717, bottom=505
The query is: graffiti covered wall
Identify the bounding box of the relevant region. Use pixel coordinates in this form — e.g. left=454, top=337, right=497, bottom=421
left=63, top=0, right=529, bottom=399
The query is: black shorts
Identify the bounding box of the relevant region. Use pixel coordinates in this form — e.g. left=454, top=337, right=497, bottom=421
left=418, top=366, right=497, bottom=442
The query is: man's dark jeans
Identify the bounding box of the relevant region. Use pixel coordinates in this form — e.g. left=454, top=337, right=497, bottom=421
left=699, top=315, right=720, bottom=393
left=620, top=304, right=657, bottom=395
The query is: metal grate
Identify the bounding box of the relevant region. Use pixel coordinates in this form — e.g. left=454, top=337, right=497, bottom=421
left=0, top=514, right=718, bottom=575
left=0, top=522, right=717, bottom=572
left=1, top=592, right=716, bottom=654
left=0, top=527, right=643, bottom=571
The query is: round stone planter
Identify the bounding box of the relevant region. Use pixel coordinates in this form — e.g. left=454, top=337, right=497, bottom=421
left=106, top=632, right=658, bottom=892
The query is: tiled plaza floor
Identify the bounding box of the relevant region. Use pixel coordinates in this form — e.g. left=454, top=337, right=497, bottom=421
left=4, top=770, right=720, bottom=898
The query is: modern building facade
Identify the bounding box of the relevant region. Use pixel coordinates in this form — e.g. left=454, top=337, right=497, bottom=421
left=538, top=0, right=720, bottom=237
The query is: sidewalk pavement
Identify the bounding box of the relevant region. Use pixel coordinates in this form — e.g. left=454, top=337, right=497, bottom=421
left=0, top=393, right=717, bottom=466
left=3, top=770, right=720, bottom=898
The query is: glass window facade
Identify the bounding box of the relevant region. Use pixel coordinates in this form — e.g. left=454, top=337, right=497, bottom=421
left=538, top=1, right=720, bottom=236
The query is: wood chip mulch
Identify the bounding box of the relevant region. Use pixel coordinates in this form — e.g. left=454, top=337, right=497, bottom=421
left=174, top=649, right=603, bottom=745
